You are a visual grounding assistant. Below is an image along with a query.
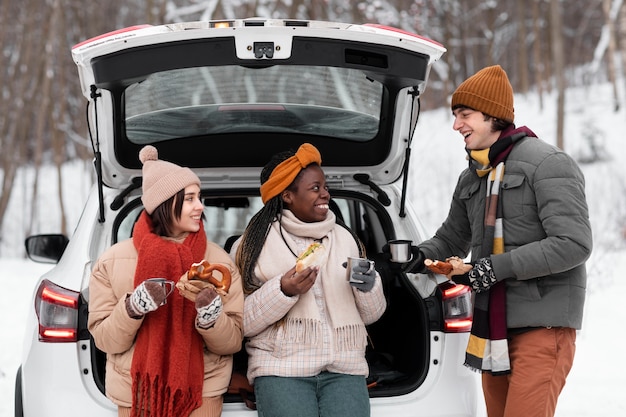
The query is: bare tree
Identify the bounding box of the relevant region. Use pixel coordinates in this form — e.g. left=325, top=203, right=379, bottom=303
left=620, top=3, right=626, bottom=105
left=550, top=0, right=566, bottom=149
left=0, top=0, right=619, bottom=252
left=602, top=0, right=621, bottom=111
left=517, top=0, right=530, bottom=94
left=532, top=0, right=545, bottom=110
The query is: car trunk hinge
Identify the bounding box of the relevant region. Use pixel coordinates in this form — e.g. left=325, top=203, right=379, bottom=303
left=354, top=173, right=390, bottom=206
left=88, top=85, right=105, bottom=223
left=399, top=88, right=420, bottom=218
left=111, top=177, right=142, bottom=210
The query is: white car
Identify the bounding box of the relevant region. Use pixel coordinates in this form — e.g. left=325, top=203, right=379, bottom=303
left=17, top=18, right=478, bottom=416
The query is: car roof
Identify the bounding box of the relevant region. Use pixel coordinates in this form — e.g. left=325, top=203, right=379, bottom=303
left=72, top=19, right=445, bottom=189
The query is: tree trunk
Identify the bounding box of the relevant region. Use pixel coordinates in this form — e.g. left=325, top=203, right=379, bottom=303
left=550, top=0, right=566, bottom=150
left=619, top=2, right=626, bottom=104
left=532, top=0, right=545, bottom=109
left=0, top=2, right=39, bottom=247
left=517, top=0, right=530, bottom=94
left=28, top=1, right=62, bottom=237
left=603, top=0, right=620, bottom=111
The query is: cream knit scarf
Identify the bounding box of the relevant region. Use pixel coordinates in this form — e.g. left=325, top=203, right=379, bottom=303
left=254, top=209, right=366, bottom=351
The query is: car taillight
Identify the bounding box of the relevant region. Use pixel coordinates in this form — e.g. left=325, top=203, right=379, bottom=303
left=440, top=281, right=473, bottom=333
left=34, top=279, right=79, bottom=342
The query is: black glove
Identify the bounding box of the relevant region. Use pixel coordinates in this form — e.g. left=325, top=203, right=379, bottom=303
left=380, top=244, right=426, bottom=274
left=468, top=257, right=498, bottom=292
left=402, top=246, right=426, bottom=274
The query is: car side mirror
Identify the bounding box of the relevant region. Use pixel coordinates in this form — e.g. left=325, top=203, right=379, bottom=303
left=25, top=234, right=69, bottom=264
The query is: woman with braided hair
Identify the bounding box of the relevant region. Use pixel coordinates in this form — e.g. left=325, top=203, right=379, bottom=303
left=232, top=143, right=386, bottom=417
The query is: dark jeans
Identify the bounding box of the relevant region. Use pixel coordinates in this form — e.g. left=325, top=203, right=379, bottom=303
left=254, top=372, right=370, bottom=417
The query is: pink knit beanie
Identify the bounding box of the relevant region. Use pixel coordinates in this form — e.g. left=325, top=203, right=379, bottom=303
left=139, top=145, right=200, bottom=214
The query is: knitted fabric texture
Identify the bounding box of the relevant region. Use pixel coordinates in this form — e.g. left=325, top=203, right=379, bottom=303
left=255, top=210, right=367, bottom=350
left=463, top=128, right=530, bottom=375
left=139, top=145, right=200, bottom=214
left=464, top=162, right=511, bottom=375
left=130, top=211, right=207, bottom=417
left=451, top=65, right=514, bottom=123
left=259, top=143, right=321, bottom=204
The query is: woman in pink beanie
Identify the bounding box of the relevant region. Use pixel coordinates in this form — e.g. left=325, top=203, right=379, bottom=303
left=88, top=145, right=244, bottom=417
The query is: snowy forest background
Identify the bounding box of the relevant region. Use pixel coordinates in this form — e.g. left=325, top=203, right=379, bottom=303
left=1, top=0, right=625, bottom=254
left=2, top=2, right=626, bottom=416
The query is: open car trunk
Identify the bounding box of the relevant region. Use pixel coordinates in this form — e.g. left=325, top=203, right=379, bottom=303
left=83, top=190, right=441, bottom=403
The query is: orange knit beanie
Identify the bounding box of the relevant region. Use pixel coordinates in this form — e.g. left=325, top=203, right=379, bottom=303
left=259, top=143, right=322, bottom=204
left=451, top=65, right=514, bottom=123
left=139, top=145, right=201, bottom=214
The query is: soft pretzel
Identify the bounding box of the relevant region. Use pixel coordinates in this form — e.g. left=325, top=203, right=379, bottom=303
left=176, top=260, right=232, bottom=300
left=176, top=276, right=211, bottom=302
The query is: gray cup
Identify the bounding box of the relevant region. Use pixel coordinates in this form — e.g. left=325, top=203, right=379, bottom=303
left=388, top=239, right=412, bottom=263
left=346, top=256, right=375, bottom=282
left=146, top=277, right=175, bottom=304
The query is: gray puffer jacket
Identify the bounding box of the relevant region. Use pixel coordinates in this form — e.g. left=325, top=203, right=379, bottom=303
left=419, top=135, right=592, bottom=329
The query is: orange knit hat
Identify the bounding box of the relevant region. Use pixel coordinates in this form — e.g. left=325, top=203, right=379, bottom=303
left=139, top=145, right=201, bottom=214
left=451, top=65, right=514, bottom=123
left=259, top=143, right=322, bottom=204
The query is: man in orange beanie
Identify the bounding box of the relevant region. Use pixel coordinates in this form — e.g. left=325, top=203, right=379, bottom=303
left=399, top=65, right=592, bottom=417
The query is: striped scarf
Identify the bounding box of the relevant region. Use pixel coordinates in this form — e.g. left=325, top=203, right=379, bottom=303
left=464, top=162, right=510, bottom=374
left=462, top=129, right=532, bottom=374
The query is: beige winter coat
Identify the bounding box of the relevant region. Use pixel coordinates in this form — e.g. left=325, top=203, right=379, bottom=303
left=88, top=238, right=244, bottom=407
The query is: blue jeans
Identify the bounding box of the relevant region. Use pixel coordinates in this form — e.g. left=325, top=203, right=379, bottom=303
left=254, top=372, right=370, bottom=417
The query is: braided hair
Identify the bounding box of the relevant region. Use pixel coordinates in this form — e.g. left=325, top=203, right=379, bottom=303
left=236, top=150, right=294, bottom=294
left=235, top=149, right=365, bottom=294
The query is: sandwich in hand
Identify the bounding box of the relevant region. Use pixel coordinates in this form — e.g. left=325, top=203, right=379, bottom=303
left=295, top=242, right=326, bottom=272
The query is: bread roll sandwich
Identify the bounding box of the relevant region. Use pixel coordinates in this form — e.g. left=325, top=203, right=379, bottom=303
left=295, top=242, right=326, bottom=272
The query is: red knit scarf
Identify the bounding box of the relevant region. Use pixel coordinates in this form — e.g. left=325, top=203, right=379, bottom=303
left=130, top=211, right=207, bottom=417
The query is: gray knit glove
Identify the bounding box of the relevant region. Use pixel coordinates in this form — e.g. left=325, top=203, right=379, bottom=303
left=126, top=281, right=167, bottom=319
left=195, top=287, right=223, bottom=329
left=468, top=257, right=497, bottom=293
left=348, top=260, right=377, bottom=292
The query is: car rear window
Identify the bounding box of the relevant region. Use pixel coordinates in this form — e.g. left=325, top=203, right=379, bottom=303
left=124, top=65, right=383, bottom=143
left=114, top=195, right=361, bottom=251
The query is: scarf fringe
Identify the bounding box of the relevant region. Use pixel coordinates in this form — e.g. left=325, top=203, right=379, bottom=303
left=271, top=318, right=321, bottom=345
left=464, top=362, right=512, bottom=376
left=132, top=373, right=200, bottom=417
left=269, top=320, right=367, bottom=351
left=334, top=324, right=368, bottom=351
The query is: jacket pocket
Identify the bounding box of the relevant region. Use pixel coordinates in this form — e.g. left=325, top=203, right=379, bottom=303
left=458, top=179, right=481, bottom=200
left=501, top=173, right=526, bottom=219
left=507, top=278, right=541, bottom=301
